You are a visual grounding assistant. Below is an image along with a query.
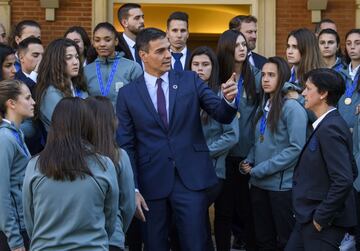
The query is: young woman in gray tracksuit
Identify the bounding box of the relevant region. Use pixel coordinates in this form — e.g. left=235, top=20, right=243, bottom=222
left=0, top=79, right=35, bottom=251
left=85, top=96, right=136, bottom=251
left=35, top=38, right=89, bottom=133
left=84, top=22, right=142, bottom=108
left=22, top=97, right=119, bottom=251
left=240, top=57, right=308, bottom=250
left=337, top=29, right=360, bottom=130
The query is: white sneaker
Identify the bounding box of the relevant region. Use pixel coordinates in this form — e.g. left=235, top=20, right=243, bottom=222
left=339, top=233, right=356, bottom=251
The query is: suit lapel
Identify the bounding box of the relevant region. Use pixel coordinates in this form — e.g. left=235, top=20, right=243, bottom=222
left=185, top=49, right=191, bottom=70
left=168, top=71, right=178, bottom=127
left=135, top=76, right=167, bottom=132
left=295, top=110, right=337, bottom=170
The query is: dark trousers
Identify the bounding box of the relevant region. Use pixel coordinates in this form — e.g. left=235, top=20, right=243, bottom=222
left=126, top=218, right=143, bottom=251
left=170, top=178, right=223, bottom=251
left=0, top=231, right=30, bottom=251
left=205, top=179, right=223, bottom=251
left=285, top=221, right=346, bottom=251
left=250, top=186, right=295, bottom=251
left=355, top=190, right=360, bottom=251
left=109, top=246, right=124, bottom=251
left=214, top=156, right=256, bottom=251
left=142, top=174, right=208, bottom=251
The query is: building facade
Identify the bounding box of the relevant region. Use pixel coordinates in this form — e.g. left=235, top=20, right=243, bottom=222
left=0, top=0, right=357, bottom=57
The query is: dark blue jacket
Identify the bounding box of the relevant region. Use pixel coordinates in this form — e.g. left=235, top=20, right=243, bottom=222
left=292, top=110, right=357, bottom=228
left=116, top=70, right=237, bottom=200
left=252, top=52, right=267, bottom=70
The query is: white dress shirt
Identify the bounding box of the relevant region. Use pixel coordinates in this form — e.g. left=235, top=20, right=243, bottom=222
left=312, top=107, right=336, bottom=130
left=248, top=51, right=255, bottom=67
left=123, top=33, right=136, bottom=60
left=23, top=71, right=38, bottom=83
left=349, top=63, right=360, bottom=81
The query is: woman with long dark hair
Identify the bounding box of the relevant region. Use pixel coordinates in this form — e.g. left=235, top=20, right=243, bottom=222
left=85, top=96, right=135, bottom=251
left=190, top=46, right=238, bottom=250
left=0, top=79, right=35, bottom=251
left=35, top=38, right=88, bottom=132
left=286, top=28, right=324, bottom=86
left=240, top=57, right=308, bottom=250
left=22, top=97, right=119, bottom=250
left=216, top=29, right=261, bottom=251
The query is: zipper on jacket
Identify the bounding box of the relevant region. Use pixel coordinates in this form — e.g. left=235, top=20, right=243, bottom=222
left=11, top=192, right=22, bottom=230
left=279, top=171, right=284, bottom=190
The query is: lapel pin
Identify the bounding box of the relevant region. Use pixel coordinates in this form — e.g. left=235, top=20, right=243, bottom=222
left=173, top=85, right=178, bottom=89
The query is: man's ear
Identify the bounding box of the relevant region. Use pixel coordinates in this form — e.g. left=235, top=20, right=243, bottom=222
left=120, top=18, right=128, bottom=29
left=139, top=50, right=147, bottom=63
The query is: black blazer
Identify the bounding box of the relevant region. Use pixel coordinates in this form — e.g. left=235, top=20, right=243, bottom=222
left=115, top=32, right=134, bottom=61
left=292, top=110, right=357, bottom=228
left=15, top=70, right=36, bottom=95
left=252, top=52, right=267, bottom=70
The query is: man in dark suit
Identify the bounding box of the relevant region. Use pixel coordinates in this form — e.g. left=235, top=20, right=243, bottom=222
left=166, top=11, right=191, bottom=71
left=286, top=68, right=358, bottom=250
left=116, top=3, right=144, bottom=65
left=15, top=36, right=45, bottom=156
left=116, top=28, right=238, bottom=251
left=15, top=36, right=43, bottom=94
left=229, top=15, right=267, bottom=70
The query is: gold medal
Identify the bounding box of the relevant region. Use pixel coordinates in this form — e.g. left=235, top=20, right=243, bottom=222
left=236, top=112, right=241, bottom=119
left=260, top=135, right=264, bottom=143
left=344, top=97, right=352, bottom=105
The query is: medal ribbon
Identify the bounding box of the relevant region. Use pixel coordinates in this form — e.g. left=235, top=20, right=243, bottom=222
left=235, top=75, right=244, bottom=107
left=11, top=130, right=29, bottom=157
left=333, top=59, right=343, bottom=73
left=96, top=58, right=120, bottom=96
left=259, top=110, right=268, bottom=142
left=74, top=88, right=82, bottom=98
left=289, top=67, right=296, bottom=82
left=345, top=74, right=359, bottom=98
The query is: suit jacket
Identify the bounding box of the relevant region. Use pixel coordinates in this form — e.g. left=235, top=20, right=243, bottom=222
left=116, top=70, right=237, bottom=200
left=184, top=48, right=191, bottom=70
left=252, top=52, right=267, bottom=70
left=15, top=70, right=36, bottom=95
left=292, top=110, right=357, bottom=228
left=115, top=32, right=134, bottom=61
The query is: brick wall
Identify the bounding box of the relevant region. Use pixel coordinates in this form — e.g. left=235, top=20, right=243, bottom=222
left=10, top=0, right=92, bottom=46
left=276, top=0, right=356, bottom=57
left=10, top=0, right=356, bottom=56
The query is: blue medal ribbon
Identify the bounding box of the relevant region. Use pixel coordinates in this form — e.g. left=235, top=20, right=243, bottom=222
left=235, top=75, right=244, bottom=107
left=259, top=110, right=268, bottom=142
left=74, top=88, right=82, bottom=98
left=345, top=74, right=359, bottom=98
left=289, top=67, right=296, bottom=82
left=96, top=57, right=120, bottom=96
left=333, top=58, right=343, bottom=73
left=11, top=130, right=29, bottom=157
